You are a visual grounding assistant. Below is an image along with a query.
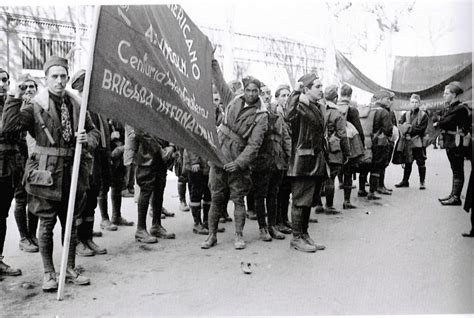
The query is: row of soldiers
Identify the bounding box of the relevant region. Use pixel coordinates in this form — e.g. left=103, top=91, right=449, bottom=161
left=0, top=54, right=471, bottom=292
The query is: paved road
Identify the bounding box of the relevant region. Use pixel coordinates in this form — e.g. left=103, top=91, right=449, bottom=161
left=1, top=147, right=472, bottom=315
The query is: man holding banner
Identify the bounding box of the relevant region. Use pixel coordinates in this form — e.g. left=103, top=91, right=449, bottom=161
left=2, top=56, right=99, bottom=291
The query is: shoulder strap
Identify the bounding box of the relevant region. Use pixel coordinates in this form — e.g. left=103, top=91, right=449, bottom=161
left=34, top=105, right=56, bottom=146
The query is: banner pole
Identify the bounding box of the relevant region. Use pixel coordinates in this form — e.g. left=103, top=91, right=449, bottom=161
left=57, top=5, right=101, bottom=301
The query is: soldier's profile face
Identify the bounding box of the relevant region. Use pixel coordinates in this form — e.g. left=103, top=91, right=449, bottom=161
left=46, top=66, right=69, bottom=96
left=443, top=88, right=455, bottom=103
left=306, top=79, right=323, bottom=102
left=244, top=83, right=260, bottom=104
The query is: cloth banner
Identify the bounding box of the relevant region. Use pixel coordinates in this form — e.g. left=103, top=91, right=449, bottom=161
left=335, top=50, right=472, bottom=111
left=88, top=5, right=223, bottom=164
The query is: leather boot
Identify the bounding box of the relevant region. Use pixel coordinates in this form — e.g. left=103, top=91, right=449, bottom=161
left=234, top=232, right=246, bottom=249
left=200, top=233, right=217, bottom=249
left=418, top=165, right=426, bottom=189
left=358, top=173, right=367, bottom=195
left=290, top=206, right=316, bottom=253
left=277, top=222, right=292, bottom=234
left=150, top=225, right=176, bottom=239
left=100, top=220, right=118, bottom=231
left=86, top=239, right=107, bottom=254
left=178, top=182, right=190, bottom=211
left=76, top=241, right=95, bottom=257
left=150, top=211, right=176, bottom=239
left=301, top=207, right=325, bottom=250
left=441, top=196, right=462, bottom=205
left=65, top=267, right=90, bottom=286
left=396, top=163, right=412, bottom=188
left=259, top=227, right=272, bottom=241
left=441, top=178, right=463, bottom=205
left=268, top=225, right=285, bottom=239
left=368, top=175, right=381, bottom=200
left=111, top=194, right=134, bottom=226
left=191, top=205, right=208, bottom=235
left=342, top=186, right=356, bottom=209
left=19, top=238, right=39, bottom=253
left=135, top=229, right=158, bottom=244
left=42, top=271, right=58, bottom=291
left=0, top=256, right=22, bottom=276
left=439, top=178, right=455, bottom=201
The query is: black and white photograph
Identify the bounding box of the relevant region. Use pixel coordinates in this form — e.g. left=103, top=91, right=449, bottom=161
left=0, top=0, right=472, bottom=316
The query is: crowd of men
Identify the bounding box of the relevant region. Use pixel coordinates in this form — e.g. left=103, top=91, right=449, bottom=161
left=0, top=54, right=472, bottom=292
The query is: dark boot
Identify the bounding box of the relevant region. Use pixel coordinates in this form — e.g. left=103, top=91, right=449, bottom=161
left=268, top=225, right=285, bottom=239
left=358, top=173, right=368, bottom=197
left=441, top=178, right=463, bottom=205
left=98, top=197, right=118, bottom=231
left=111, top=194, right=134, bottom=226
left=438, top=179, right=454, bottom=201
left=324, top=178, right=337, bottom=210
left=191, top=204, right=208, bottom=235
left=418, top=165, right=426, bottom=190
left=149, top=190, right=176, bottom=239
left=368, top=174, right=381, bottom=200
left=343, top=188, right=356, bottom=209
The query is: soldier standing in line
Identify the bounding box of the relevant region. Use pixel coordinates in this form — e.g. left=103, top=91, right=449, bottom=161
left=201, top=59, right=268, bottom=249
left=13, top=74, right=40, bottom=253
left=70, top=69, right=108, bottom=257
left=0, top=68, right=22, bottom=278
left=274, top=84, right=293, bottom=234
left=134, top=131, right=176, bottom=243
left=2, top=56, right=99, bottom=291
left=286, top=73, right=327, bottom=253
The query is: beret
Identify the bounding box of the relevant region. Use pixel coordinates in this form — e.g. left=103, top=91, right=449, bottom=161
left=298, top=73, right=318, bottom=88
left=445, top=81, right=464, bottom=96
left=324, top=85, right=339, bottom=101
left=242, top=76, right=261, bottom=89
left=373, top=89, right=394, bottom=100
left=275, top=84, right=290, bottom=97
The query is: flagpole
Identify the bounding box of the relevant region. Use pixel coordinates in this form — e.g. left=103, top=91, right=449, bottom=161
left=57, top=5, right=101, bottom=301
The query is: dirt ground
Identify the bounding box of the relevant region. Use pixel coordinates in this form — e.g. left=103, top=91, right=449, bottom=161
left=1, top=147, right=473, bottom=315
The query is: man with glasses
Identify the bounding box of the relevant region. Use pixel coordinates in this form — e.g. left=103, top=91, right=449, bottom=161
left=0, top=68, right=22, bottom=278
